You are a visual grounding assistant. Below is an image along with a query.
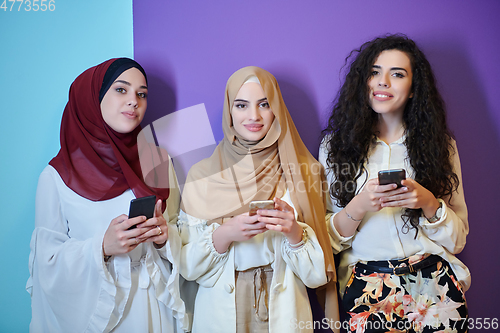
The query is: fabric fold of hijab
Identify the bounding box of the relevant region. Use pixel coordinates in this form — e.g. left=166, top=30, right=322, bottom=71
left=49, top=58, right=170, bottom=209
left=181, top=66, right=334, bottom=276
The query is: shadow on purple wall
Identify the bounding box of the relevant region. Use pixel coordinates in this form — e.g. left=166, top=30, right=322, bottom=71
left=141, top=74, right=177, bottom=126
left=276, top=76, right=324, bottom=158
left=424, top=36, right=500, bottom=327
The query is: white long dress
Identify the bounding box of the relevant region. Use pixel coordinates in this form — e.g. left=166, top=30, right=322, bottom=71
left=27, top=165, right=193, bottom=332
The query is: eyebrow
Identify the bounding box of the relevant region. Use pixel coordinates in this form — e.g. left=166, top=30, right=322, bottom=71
left=233, top=97, right=268, bottom=103
left=113, top=80, right=148, bottom=89
left=372, top=65, right=409, bottom=74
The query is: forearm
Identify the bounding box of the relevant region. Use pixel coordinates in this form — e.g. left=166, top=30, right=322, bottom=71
left=212, top=222, right=233, bottom=254
left=333, top=196, right=365, bottom=237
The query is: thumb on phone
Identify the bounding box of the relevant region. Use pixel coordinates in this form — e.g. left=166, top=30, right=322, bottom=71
left=154, top=199, right=163, bottom=218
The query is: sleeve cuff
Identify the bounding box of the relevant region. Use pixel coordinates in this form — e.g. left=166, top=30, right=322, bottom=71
left=284, top=228, right=308, bottom=251
left=205, top=222, right=230, bottom=258
left=93, top=229, right=115, bottom=283
left=420, top=199, right=448, bottom=228
left=328, top=212, right=354, bottom=242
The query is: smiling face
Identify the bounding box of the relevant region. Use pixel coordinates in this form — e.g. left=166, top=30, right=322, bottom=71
left=231, top=81, right=275, bottom=141
left=100, top=67, right=148, bottom=134
left=368, top=49, right=413, bottom=117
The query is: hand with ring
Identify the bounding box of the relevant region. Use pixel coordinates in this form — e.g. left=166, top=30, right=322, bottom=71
left=134, top=199, right=168, bottom=248
left=102, top=214, right=149, bottom=258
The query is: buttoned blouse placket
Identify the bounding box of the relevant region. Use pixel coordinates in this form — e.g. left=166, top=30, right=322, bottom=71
left=367, top=137, right=409, bottom=259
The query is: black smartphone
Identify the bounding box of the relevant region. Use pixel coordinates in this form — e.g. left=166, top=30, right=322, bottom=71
left=128, top=195, right=157, bottom=229
left=378, top=169, right=406, bottom=188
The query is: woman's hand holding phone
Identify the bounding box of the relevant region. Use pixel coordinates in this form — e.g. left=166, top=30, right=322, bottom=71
left=103, top=199, right=168, bottom=257
left=379, top=178, right=440, bottom=218
left=212, top=213, right=268, bottom=253
left=134, top=199, right=168, bottom=248
left=353, top=178, right=398, bottom=214
left=102, top=214, right=149, bottom=257
left=334, top=178, right=403, bottom=238
left=256, top=197, right=303, bottom=245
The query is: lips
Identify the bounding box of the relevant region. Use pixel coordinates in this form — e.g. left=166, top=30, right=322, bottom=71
left=244, top=124, right=264, bottom=132
left=121, top=111, right=137, bottom=119
left=373, top=91, right=394, bottom=101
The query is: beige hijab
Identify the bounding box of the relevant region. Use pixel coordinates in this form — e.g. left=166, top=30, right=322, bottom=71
left=181, top=66, right=339, bottom=325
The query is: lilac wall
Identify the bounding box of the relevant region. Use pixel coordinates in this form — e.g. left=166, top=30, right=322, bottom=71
left=134, top=0, right=500, bottom=329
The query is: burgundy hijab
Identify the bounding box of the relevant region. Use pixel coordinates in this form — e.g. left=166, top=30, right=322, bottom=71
left=49, top=58, right=169, bottom=208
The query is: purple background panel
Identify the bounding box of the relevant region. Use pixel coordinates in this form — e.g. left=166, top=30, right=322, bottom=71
left=149, top=103, right=217, bottom=187
left=134, top=0, right=500, bottom=329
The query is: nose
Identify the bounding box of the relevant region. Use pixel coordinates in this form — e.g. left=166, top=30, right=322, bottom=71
left=128, top=95, right=139, bottom=109
left=378, top=73, right=390, bottom=88
left=248, top=104, right=262, bottom=120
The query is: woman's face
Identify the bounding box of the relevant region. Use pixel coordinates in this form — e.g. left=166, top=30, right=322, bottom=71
left=231, top=82, right=275, bottom=141
left=100, top=67, right=148, bottom=134
left=367, top=49, right=413, bottom=116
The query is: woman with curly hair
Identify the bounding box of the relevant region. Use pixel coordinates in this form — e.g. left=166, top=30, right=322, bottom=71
left=319, top=35, right=469, bottom=333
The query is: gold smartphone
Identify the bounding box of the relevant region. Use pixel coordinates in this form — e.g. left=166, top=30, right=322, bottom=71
left=249, top=200, right=275, bottom=216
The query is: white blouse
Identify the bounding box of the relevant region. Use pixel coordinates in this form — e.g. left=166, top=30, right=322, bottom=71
left=318, top=137, right=470, bottom=295
left=27, top=165, right=192, bottom=332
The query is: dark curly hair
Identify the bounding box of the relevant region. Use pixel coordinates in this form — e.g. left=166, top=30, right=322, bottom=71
left=322, top=34, right=459, bottom=236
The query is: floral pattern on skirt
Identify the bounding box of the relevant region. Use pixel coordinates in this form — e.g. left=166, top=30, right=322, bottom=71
left=343, top=255, right=468, bottom=333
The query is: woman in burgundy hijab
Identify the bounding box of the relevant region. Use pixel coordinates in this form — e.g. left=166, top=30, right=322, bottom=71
left=27, top=58, right=192, bottom=332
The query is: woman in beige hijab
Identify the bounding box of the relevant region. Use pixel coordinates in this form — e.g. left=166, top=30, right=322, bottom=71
left=178, top=66, right=339, bottom=333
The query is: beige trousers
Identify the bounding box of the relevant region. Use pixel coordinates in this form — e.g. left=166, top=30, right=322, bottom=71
left=235, top=265, right=273, bottom=333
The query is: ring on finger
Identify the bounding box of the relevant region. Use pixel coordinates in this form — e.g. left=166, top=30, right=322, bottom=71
left=156, top=226, right=162, bottom=236
left=135, top=238, right=139, bottom=245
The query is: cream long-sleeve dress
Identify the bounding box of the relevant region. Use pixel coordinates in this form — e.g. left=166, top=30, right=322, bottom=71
left=27, top=165, right=194, bottom=332
left=177, top=190, right=328, bottom=333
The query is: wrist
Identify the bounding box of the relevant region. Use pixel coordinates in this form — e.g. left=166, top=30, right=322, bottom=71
left=212, top=224, right=231, bottom=254
left=425, top=200, right=443, bottom=223
left=154, top=241, right=167, bottom=249
left=345, top=198, right=365, bottom=222
left=102, top=243, right=109, bottom=257
left=286, top=228, right=307, bottom=249
left=102, top=244, right=111, bottom=262
left=423, top=199, right=441, bottom=220
left=286, top=225, right=303, bottom=244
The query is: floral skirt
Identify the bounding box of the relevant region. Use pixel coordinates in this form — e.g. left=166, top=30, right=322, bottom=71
left=342, top=254, right=468, bottom=333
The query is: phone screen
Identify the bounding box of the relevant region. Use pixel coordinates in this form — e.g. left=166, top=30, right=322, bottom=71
left=378, top=169, right=406, bottom=188
left=128, top=195, right=156, bottom=229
